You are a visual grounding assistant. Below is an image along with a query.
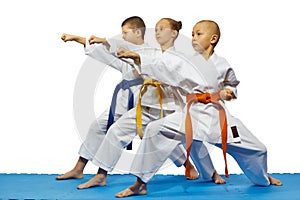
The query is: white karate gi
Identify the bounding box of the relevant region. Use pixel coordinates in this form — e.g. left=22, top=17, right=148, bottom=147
left=78, top=39, right=145, bottom=161
left=129, top=51, right=270, bottom=186
left=91, top=47, right=189, bottom=172
left=191, top=53, right=269, bottom=185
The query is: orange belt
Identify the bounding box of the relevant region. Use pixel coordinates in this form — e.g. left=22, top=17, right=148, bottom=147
left=136, top=78, right=163, bottom=138
left=185, top=92, right=229, bottom=178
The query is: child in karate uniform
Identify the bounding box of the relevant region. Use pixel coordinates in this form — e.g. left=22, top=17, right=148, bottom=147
left=57, top=16, right=148, bottom=189
left=188, top=19, right=282, bottom=187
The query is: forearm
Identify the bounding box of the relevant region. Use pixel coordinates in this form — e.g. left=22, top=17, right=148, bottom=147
left=102, top=40, right=110, bottom=50
left=61, top=33, right=86, bottom=45
left=89, top=36, right=110, bottom=50
left=71, top=35, right=86, bottom=45
left=117, top=48, right=141, bottom=66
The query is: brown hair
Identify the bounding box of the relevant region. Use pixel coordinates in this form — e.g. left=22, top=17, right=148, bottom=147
left=161, top=18, right=182, bottom=32
left=121, top=16, right=146, bottom=39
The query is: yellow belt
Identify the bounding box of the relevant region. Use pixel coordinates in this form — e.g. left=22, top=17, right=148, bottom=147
left=136, top=78, right=163, bottom=138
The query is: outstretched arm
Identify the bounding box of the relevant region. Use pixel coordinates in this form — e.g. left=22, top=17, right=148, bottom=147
left=61, top=33, right=86, bottom=46
left=88, top=35, right=110, bottom=50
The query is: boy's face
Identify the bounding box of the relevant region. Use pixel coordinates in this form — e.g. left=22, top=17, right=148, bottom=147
left=122, top=24, right=139, bottom=44
left=192, top=22, right=212, bottom=54
left=155, top=19, right=176, bottom=46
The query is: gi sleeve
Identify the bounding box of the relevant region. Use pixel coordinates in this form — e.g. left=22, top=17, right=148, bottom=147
left=222, top=68, right=240, bottom=98
left=140, top=51, right=207, bottom=93
left=84, top=38, right=131, bottom=72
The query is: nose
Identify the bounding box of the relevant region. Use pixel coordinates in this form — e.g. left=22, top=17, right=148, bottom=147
left=156, top=30, right=161, bottom=37
left=192, top=35, right=196, bottom=41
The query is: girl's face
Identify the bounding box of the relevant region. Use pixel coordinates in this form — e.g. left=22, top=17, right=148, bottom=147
left=192, top=22, right=212, bottom=54
left=155, top=19, right=175, bottom=46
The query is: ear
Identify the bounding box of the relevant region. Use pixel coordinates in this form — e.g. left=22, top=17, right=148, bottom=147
left=135, top=29, right=142, bottom=38
left=171, top=30, right=178, bottom=39
left=210, top=34, right=219, bottom=45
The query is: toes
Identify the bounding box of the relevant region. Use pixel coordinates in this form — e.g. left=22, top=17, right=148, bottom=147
left=115, top=187, right=147, bottom=198
left=115, top=188, right=134, bottom=198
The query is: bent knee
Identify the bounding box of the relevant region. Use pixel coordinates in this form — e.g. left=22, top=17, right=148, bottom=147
left=259, top=144, right=267, bottom=155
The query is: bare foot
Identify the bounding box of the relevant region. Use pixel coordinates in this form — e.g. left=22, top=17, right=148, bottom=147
left=115, top=182, right=147, bottom=198
left=56, top=170, right=83, bottom=180
left=268, top=176, right=283, bottom=186
left=186, top=164, right=199, bottom=180
left=212, top=171, right=226, bottom=184
left=77, top=174, right=106, bottom=189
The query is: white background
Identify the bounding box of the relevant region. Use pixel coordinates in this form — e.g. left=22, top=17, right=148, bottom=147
left=0, top=0, right=299, bottom=176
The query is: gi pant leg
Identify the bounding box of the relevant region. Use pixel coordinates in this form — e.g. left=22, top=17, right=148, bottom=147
left=91, top=107, right=140, bottom=171
left=130, top=112, right=186, bottom=183
left=216, top=117, right=270, bottom=186
left=78, top=109, right=115, bottom=160
left=90, top=107, right=180, bottom=170
left=190, top=140, right=216, bottom=181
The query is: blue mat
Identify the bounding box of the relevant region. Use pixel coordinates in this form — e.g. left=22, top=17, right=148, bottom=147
left=0, top=173, right=298, bottom=199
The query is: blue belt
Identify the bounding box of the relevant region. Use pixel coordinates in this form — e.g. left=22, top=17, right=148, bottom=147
left=106, top=78, right=144, bottom=150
